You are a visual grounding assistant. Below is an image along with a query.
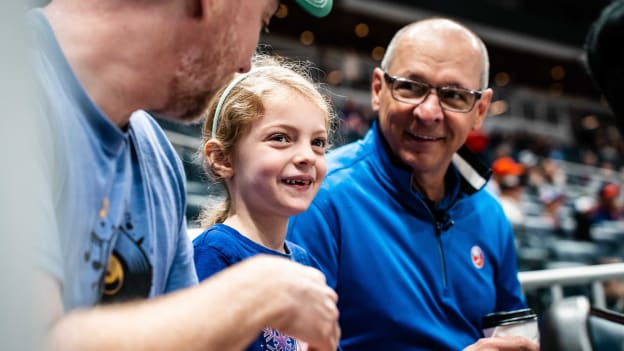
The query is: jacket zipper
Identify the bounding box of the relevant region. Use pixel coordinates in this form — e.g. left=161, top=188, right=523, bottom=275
left=418, top=195, right=454, bottom=290
left=434, top=221, right=448, bottom=289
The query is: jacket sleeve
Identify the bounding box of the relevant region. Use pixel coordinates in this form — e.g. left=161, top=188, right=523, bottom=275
left=287, top=195, right=340, bottom=289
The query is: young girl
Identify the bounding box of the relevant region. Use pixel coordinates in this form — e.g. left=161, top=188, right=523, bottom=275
left=193, top=55, right=335, bottom=351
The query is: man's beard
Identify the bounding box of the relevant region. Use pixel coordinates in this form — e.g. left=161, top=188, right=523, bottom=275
left=157, top=79, right=214, bottom=123
left=152, top=46, right=235, bottom=124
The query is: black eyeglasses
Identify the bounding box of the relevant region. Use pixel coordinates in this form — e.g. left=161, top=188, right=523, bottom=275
left=383, top=71, right=482, bottom=113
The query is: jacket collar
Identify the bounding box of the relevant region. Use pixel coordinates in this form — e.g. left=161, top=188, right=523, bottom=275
left=366, top=121, right=491, bottom=205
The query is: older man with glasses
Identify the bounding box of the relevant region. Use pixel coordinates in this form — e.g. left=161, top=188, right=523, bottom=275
left=288, top=18, right=538, bottom=351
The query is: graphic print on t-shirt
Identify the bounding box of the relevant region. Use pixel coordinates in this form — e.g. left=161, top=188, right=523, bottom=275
left=84, top=228, right=112, bottom=293
left=99, top=211, right=153, bottom=303
left=261, top=327, right=301, bottom=351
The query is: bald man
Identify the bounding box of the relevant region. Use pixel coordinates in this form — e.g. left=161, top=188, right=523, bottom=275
left=289, top=18, right=537, bottom=351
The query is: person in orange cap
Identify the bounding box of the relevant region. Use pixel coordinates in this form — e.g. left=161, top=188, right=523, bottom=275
left=488, top=156, right=525, bottom=197
left=592, top=183, right=623, bottom=223
left=491, top=157, right=526, bottom=226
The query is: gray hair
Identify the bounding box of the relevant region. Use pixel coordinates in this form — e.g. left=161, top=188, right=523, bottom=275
left=380, top=19, right=490, bottom=90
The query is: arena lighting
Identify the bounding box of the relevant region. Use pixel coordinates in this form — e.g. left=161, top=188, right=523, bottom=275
left=275, top=4, right=288, bottom=18
left=581, top=114, right=600, bottom=130
left=326, top=70, right=343, bottom=85
left=494, top=72, right=510, bottom=87
left=550, top=65, right=566, bottom=81
left=340, top=0, right=582, bottom=60
left=489, top=100, right=508, bottom=116
left=549, top=83, right=563, bottom=97
left=371, top=46, right=385, bottom=61
left=299, top=30, right=315, bottom=45
left=354, top=23, right=370, bottom=38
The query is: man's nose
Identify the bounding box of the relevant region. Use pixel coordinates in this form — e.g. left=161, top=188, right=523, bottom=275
left=238, top=60, right=252, bottom=73
left=413, top=90, right=444, bottom=122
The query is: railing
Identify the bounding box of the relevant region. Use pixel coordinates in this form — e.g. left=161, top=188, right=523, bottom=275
left=519, top=262, right=624, bottom=309
left=167, top=127, right=624, bottom=310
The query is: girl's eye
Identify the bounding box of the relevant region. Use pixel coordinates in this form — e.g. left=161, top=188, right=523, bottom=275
left=269, top=134, right=289, bottom=143
left=312, top=138, right=327, bottom=148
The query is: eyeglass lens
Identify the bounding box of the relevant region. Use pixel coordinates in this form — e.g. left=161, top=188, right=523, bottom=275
left=393, top=79, right=477, bottom=112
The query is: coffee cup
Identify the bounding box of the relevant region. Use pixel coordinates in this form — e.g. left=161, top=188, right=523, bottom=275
left=482, top=308, right=539, bottom=343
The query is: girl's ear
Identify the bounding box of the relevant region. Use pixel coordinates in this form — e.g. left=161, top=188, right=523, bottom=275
left=204, top=140, right=234, bottom=179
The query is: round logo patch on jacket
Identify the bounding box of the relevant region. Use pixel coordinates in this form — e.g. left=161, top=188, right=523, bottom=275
left=471, top=245, right=485, bottom=269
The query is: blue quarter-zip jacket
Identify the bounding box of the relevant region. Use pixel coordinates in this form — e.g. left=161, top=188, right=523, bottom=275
left=288, top=123, right=527, bottom=351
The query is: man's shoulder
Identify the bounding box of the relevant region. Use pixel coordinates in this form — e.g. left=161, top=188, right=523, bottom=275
left=463, top=187, right=509, bottom=224
left=129, top=111, right=183, bottom=169
left=129, top=111, right=169, bottom=142
left=325, top=138, right=372, bottom=179
left=482, top=187, right=508, bottom=209
left=129, top=111, right=187, bottom=205
left=311, top=143, right=374, bottom=208
left=285, top=240, right=315, bottom=266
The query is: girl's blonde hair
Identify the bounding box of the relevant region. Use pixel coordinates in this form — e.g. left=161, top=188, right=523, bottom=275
left=198, top=55, right=335, bottom=227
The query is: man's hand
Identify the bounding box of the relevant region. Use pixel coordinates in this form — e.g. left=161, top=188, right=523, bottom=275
left=242, top=255, right=340, bottom=351
left=41, top=254, right=340, bottom=351
left=463, top=335, right=539, bottom=351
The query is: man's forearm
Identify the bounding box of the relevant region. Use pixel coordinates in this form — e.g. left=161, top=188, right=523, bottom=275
left=44, top=262, right=277, bottom=351
left=44, top=255, right=338, bottom=351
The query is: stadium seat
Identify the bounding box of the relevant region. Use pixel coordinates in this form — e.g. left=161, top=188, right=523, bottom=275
left=541, top=295, right=624, bottom=351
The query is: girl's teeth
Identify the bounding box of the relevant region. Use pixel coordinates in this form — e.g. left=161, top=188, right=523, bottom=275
left=285, top=179, right=310, bottom=185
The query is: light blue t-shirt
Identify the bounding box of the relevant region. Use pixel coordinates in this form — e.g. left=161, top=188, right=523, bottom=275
left=29, top=9, right=197, bottom=310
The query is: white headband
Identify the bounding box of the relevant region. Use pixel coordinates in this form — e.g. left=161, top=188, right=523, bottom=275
left=211, top=68, right=270, bottom=138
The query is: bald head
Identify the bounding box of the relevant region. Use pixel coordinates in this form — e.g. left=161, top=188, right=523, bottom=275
left=381, top=18, right=490, bottom=90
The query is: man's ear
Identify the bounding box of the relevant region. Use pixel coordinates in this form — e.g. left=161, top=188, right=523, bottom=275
left=204, top=140, right=234, bottom=179
left=371, top=67, right=385, bottom=112
left=473, top=88, right=493, bottom=130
